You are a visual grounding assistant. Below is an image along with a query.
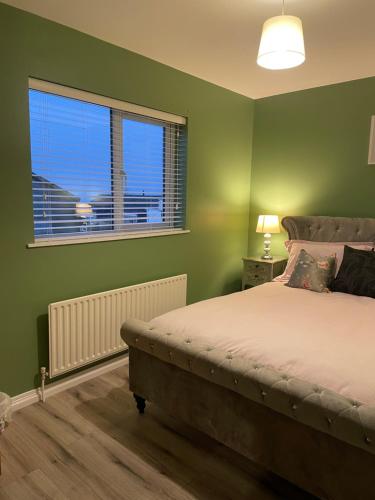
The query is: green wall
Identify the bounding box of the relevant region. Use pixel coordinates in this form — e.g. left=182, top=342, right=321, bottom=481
left=0, top=3, right=254, bottom=396
left=249, top=77, right=375, bottom=256
left=4, top=1, right=375, bottom=398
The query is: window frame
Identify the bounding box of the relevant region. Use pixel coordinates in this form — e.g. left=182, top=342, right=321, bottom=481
left=27, top=79, right=188, bottom=248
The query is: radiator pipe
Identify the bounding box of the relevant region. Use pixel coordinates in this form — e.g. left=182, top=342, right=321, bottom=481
left=40, top=366, right=49, bottom=403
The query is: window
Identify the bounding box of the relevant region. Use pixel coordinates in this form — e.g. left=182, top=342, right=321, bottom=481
left=28, top=79, right=187, bottom=245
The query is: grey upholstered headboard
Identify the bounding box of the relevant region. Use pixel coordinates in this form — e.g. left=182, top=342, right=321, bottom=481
left=282, top=216, right=375, bottom=242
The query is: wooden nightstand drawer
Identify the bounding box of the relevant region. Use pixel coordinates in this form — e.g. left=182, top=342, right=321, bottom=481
left=244, top=261, right=263, bottom=272
left=244, top=261, right=270, bottom=277
left=244, top=267, right=271, bottom=281
left=245, top=275, right=269, bottom=287
left=242, top=256, right=287, bottom=290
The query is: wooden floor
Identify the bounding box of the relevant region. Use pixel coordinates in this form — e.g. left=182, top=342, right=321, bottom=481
left=0, top=365, right=316, bottom=500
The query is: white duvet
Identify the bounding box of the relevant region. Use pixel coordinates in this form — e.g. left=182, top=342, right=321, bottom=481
left=151, top=282, right=375, bottom=406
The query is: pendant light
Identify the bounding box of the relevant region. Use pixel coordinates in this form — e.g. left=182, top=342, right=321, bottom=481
left=257, top=0, right=305, bottom=70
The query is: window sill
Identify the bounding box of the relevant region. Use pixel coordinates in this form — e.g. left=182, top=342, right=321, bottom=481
left=27, top=229, right=190, bottom=248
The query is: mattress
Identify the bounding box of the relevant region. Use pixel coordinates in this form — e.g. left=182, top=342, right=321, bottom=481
left=150, top=282, right=375, bottom=406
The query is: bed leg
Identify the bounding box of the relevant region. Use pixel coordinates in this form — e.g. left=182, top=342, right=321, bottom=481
left=133, top=393, right=146, bottom=414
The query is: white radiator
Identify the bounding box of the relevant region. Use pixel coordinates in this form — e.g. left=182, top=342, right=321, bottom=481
left=48, top=274, right=187, bottom=378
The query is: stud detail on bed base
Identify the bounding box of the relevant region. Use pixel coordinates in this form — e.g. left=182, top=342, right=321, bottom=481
left=133, top=393, right=146, bottom=414
left=122, top=319, right=375, bottom=457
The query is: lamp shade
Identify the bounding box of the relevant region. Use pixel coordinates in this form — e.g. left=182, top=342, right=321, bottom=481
left=75, top=202, right=92, bottom=216
left=257, top=15, right=305, bottom=70
left=256, top=215, right=280, bottom=234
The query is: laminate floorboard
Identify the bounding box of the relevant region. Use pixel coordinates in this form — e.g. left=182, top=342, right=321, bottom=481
left=0, top=364, right=316, bottom=500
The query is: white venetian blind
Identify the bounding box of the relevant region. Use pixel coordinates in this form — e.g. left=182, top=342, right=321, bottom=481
left=28, top=79, right=187, bottom=243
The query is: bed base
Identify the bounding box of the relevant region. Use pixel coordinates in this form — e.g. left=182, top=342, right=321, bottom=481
left=129, top=346, right=375, bottom=500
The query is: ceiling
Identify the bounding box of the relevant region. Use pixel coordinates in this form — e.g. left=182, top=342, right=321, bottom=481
left=3, top=0, right=375, bottom=99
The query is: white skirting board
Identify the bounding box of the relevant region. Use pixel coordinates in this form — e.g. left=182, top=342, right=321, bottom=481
left=11, top=354, right=129, bottom=412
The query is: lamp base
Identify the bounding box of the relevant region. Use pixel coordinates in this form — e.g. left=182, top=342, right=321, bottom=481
left=261, top=233, right=273, bottom=260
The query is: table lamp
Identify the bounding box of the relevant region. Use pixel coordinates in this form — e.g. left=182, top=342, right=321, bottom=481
left=75, top=202, right=93, bottom=217
left=76, top=202, right=93, bottom=232
left=256, top=215, right=280, bottom=260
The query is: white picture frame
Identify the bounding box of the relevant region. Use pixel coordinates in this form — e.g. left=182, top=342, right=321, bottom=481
left=368, top=116, right=375, bottom=164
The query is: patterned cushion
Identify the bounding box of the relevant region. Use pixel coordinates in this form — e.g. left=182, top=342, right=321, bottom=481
left=275, top=241, right=374, bottom=282
left=286, top=249, right=336, bottom=293
left=330, top=245, right=375, bottom=298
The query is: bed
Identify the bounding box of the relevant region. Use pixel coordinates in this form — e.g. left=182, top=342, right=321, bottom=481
left=121, top=216, right=375, bottom=500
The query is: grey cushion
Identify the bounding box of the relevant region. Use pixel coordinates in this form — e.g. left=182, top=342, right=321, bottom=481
left=330, top=245, right=375, bottom=298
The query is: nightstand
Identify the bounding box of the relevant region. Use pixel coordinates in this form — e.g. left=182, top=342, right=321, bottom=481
left=242, top=256, right=287, bottom=290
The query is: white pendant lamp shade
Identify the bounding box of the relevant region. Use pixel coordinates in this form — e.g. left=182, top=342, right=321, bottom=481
left=257, top=15, right=305, bottom=70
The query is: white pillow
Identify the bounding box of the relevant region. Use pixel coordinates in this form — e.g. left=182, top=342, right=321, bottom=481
left=274, top=240, right=374, bottom=282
